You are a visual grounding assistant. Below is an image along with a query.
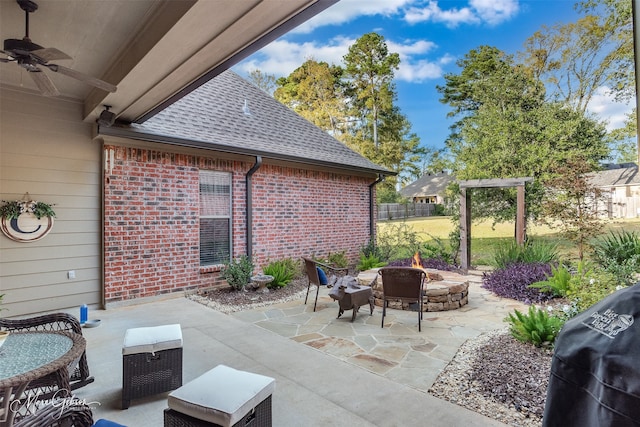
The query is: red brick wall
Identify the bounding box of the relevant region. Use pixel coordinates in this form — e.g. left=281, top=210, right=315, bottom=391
left=103, top=145, right=375, bottom=304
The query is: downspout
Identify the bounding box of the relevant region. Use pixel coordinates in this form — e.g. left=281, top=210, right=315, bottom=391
left=246, top=156, right=262, bottom=261
left=368, top=174, right=385, bottom=243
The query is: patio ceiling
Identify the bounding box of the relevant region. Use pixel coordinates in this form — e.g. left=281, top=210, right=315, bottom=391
left=0, top=0, right=337, bottom=124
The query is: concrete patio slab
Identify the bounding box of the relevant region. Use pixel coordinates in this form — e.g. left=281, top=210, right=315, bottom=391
left=68, top=276, right=524, bottom=426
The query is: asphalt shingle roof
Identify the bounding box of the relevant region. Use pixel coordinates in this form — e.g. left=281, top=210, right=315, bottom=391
left=587, top=164, right=640, bottom=187
left=399, top=172, right=454, bottom=198
left=117, top=70, right=390, bottom=176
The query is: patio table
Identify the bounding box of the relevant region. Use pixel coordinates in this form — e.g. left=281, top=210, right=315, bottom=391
left=336, top=286, right=374, bottom=322
left=0, top=331, right=86, bottom=427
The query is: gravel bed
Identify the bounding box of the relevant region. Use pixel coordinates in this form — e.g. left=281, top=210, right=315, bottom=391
left=187, top=278, right=310, bottom=314
left=429, top=329, right=552, bottom=426
left=189, top=278, right=553, bottom=426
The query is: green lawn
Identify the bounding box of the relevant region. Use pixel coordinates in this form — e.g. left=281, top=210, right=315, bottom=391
left=378, top=216, right=640, bottom=266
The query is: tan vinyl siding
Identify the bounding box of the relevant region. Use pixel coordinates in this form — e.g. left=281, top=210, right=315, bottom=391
left=0, top=86, right=101, bottom=316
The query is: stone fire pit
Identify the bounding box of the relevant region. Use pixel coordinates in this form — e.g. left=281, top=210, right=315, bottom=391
left=357, top=268, right=469, bottom=312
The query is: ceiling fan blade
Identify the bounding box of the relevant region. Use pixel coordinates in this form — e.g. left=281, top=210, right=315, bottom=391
left=46, top=63, right=117, bottom=93
left=31, top=47, right=72, bottom=62
left=28, top=69, right=60, bottom=97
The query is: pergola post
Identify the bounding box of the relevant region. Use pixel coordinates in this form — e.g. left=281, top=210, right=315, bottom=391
left=458, top=177, right=533, bottom=271
left=460, top=187, right=471, bottom=272
left=516, top=184, right=526, bottom=245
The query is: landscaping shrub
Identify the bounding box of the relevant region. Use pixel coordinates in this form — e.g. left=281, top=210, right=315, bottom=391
left=529, top=264, right=572, bottom=297
left=263, top=258, right=297, bottom=289
left=387, top=256, right=458, bottom=272
left=356, top=253, right=387, bottom=271
left=482, top=262, right=554, bottom=304
left=377, top=221, right=421, bottom=261
left=493, top=240, right=559, bottom=269
left=221, top=255, right=254, bottom=290
left=360, top=239, right=383, bottom=260
left=420, top=235, right=453, bottom=264
left=591, top=230, right=640, bottom=286
left=327, top=251, right=349, bottom=268
left=505, top=305, right=564, bottom=348
left=566, top=262, right=621, bottom=312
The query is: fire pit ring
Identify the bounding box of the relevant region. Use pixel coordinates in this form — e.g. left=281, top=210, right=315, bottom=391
left=357, top=268, right=469, bottom=312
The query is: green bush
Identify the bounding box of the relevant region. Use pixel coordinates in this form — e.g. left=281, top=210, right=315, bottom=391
left=263, top=259, right=297, bottom=289
left=221, top=255, right=254, bottom=291
left=327, top=251, right=349, bottom=268
left=420, top=235, right=453, bottom=263
left=493, top=239, right=559, bottom=269
left=360, top=239, right=384, bottom=260
left=529, top=264, right=572, bottom=297
left=377, top=221, right=421, bottom=261
left=356, top=253, right=387, bottom=271
left=505, top=305, right=564, bottom=348
left=433, top=204, right=446, bottom=216
left=566, top=262, right=621, bottom=312
left=591, top=230, right=640, bottom=286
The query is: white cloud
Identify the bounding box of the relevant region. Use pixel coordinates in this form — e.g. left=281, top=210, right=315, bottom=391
left=293, top=0, right=412, bottom=33
left=470, top=0, right=520, bottom=25
left=235, top=38, right=355, bottom=77
left=405, top=1, right=478, bottom=27
left=587, top=87, right=634, bottom=131
left=388, top=39, right=442, bottom=82
left=397, top=59, right=443, bottom=81
left=235, top=36, right=445, bottom=83
left=404, top=0, right=519, bottom=27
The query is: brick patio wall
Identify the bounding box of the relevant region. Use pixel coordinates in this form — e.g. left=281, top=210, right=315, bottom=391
left=103, top=145, right=374, bottom=304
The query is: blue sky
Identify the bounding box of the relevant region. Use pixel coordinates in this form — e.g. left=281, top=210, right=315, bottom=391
left=233, top=0, right=634, bottom=153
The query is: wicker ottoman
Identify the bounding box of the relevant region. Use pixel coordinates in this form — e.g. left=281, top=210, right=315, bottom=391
left=122, top=324, right=183, bottom=409
left=164, top=365, right=275, bottom=427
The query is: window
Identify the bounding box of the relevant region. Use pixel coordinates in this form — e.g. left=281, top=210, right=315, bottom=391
left=199, top=171, right=231, bottom=266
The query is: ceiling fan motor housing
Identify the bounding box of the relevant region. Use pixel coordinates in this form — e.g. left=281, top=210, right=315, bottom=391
left=4, top=38, right=45, bottom=55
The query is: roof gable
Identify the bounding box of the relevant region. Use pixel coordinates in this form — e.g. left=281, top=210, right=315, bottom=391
left=112, top=70, right=390, bottom=175
left=400, top=172, right=453, bottom=198
left=588, top=165, right=640, bottom=187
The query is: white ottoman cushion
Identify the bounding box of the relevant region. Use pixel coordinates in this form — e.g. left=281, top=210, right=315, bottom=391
left=168, top=365, right=275, bottom=426
left=122, top=324, right=182, bottom=355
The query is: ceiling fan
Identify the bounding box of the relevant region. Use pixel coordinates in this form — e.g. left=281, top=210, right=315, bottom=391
left=0, top=0, right=117, bottom=97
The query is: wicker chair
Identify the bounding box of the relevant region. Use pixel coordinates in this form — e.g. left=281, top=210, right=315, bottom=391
left=302, top=257, right=348, bottom=312
left=377, top=267, right=427, bottom=331
left=0, top=313, right=94, bottom=394
left=12, top=398, right=94, bottom=427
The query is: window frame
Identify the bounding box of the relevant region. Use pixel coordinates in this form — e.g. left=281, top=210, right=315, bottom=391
left=199, top=170, right=232, bottom=266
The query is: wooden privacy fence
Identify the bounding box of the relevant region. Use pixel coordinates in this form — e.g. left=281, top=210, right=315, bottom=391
left=604, top=197, right=640, bottom=218
left=377, top=203, right=437, bottom=221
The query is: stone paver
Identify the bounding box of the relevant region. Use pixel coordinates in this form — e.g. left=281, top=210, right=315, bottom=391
left=230, top=274, right=529, bottom=397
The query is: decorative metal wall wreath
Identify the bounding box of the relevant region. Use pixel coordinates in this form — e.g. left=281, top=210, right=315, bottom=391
left=0, top=195, right=56, bottom=242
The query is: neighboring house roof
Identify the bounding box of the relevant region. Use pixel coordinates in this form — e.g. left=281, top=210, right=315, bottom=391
left=100, top=70, right=391, bottom=176
left=588, top=164, right=640, bottom=188
left=399, top=172, right=454, bottom=198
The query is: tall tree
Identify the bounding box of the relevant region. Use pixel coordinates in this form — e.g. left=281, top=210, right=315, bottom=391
left=541, top=155, right=606, bottom=261
left=247, top=69, right=277, bottom=95
left=343, top=33, right=400, bottom=149
left=274, top=59, right=347, bottom=137
left=578, top=0, right=634, bottom=102
left=521, top=14, right=629, bottom=113
left=438, top=45, right=609, bottom=224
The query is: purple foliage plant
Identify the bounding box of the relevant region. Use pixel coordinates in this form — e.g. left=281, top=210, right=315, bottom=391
left=481, top=262, right=554, bottom=304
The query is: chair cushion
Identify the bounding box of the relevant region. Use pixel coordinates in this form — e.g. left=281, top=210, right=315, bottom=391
left=168, top=364, right=275, bottom=426
left=122, top=324, right=182, bottom=355
left=317, top=267, right=328, bottom=285
left=93, top=420, right=127, bottom=427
